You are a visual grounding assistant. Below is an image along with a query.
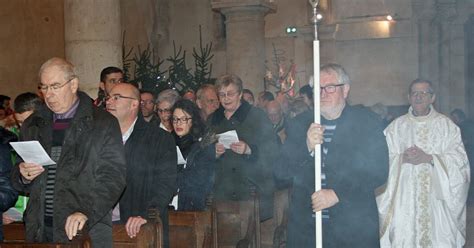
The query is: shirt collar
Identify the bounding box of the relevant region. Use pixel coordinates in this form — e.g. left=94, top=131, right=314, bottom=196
left=122, top=117, right=138, bottom=144
left=53, top=99, right=80, bottom=122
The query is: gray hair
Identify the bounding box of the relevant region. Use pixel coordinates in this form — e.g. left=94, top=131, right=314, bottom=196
left=196, top=84, right=217, bottom=100
left=157, top=89, right=180, bottom=106
left=39, top=57, right=77, bottom=82
left=215, top=74, right=243, bottom=93
left=320, top=63, right=351, bottom=85
left=409, top=78, right=434, bottom=94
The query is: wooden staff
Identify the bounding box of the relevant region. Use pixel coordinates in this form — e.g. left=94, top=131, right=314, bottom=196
left=308, top=0, right=322, bottom=247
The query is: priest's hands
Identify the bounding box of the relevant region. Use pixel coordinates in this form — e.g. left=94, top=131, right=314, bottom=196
left=402, top=145, right=432, bottom=165
left=311, top=189, right=339, bottom=212
left=65, top=212, right=88, bottom=240
left=126, top=216, right=147, bottom=238
left=306, top=123, right=325, bottom=152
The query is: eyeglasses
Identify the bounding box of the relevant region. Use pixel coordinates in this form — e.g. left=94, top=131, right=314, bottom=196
left=106, top=94, right=138, bottom=101
left=140, top=100, right=155, bottom=105
left=157, top=108, right=171, bottom=114
left=205, top=99, right=219, bottom=105
left=320, top=84, right=345, bottom=94
left=218, top=91, right=240, bottom=99
left=39, top=77, right=75, bottom=93
left=410, top=91, right=433, bottom=98
left=172, top=117, right=192, bottom=124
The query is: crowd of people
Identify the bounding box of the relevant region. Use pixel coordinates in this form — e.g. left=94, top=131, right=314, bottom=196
left=0, top=57, right=472, bottom=247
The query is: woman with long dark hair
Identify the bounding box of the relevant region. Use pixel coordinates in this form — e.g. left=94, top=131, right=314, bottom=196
left=172, top=99, right=216, bottom=211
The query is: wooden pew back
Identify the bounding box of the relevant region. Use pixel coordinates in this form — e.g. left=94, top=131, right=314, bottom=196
left=212, top=190, right=260, bottom=248
left=2, top=218, right=163, bottom=248
left=112, top=221, right=162, bottom=248
left=2, top=222, right=89, bottom=248
left=168, top=210, right=215, bottom=248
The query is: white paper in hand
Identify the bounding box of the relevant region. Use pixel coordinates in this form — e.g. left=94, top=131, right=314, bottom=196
left=10, top=141, right=55, bottom=166
left=176, top=146, right=186, bottom=165
left=217, top=130, right=239, bottom=149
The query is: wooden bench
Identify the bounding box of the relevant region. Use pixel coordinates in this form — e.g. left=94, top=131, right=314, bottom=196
left=212, top=189, right=261, bottom=248
left=272, top=188, right=290, bottom=248
left=1, top=222, right=89, bottom=247
left=168, top=210, right=216, bottom=248
left=112, top=221, right=162, bottom=248
left=2, top=213, right=163, bottom=248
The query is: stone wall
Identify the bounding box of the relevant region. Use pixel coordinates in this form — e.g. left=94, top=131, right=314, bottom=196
left=319, top=0, right=418, bottom=106
left=1, top=0, right=473, bottom=116
left=0, top=0, right=64, bottom=99
left=122, top=0, right=226, bottom=87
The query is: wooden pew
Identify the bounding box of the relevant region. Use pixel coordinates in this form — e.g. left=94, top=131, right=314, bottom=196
left=212, top=189, right=261, bottom=248
left=112, top=221, right=162, bottom=248
left=272, top=188, right=290, bottom=248
left=1, top=222, right=89, bottom=248
left=168, top=210, right=216, bottom=248
left=2, top=210, right=163, bottom=248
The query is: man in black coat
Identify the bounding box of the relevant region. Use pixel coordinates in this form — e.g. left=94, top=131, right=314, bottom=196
left=11, top=58, right=127, bottom=247
left=276, top=64, right=388, bottom=247
left=106, top=83, right=177, bottom=248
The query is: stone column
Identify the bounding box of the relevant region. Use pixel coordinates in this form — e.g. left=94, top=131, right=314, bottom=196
left=414, top=0, right=440, bottom=108
left=64, top=0, right=122, bottom=98
left=212, top=0, right=276, bottom=94
left=436, top=1, right=457, bottom=113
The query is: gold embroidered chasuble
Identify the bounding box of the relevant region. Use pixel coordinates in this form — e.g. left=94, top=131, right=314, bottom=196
left=377, top=106, right=470, bottom=248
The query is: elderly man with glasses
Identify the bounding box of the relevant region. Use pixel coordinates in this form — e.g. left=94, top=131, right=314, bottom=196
left=377, top=79, right=470, bottom=247
left=276, top=63, right=389, bottom=247
left=106, top=83, right=177, bottom=248
left=11, top=57, right=126, bottom=247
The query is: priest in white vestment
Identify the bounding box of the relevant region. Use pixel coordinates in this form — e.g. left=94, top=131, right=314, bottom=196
left=377, top=79, right=470, bottom=248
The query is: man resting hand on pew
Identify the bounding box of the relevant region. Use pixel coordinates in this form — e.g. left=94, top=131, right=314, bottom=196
left=106, top=83, right=177, bottom=247
left=12, top=58, right=127, bottom=247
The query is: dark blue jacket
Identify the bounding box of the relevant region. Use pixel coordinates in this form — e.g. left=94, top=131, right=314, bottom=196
left=0, top=128, right=19, bottom=241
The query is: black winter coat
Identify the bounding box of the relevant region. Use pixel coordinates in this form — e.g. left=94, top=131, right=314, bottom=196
left=209, top=101, right=278, bottom=220
left=175, top=133, right=216, bottom=211
left=11, top=92, right=127, bottom=243
left=277, top=105, right=389, bottom=248
left=0, top=128, right=18, bottom=241
left=119, top=116, right=177, bottom=248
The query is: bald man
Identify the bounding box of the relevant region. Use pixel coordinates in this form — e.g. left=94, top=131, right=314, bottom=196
left=266, top=100, right=286, bottom=144
left=11, top=57, right=126, bottom=247
left=106, top=83, right=177, bottom=247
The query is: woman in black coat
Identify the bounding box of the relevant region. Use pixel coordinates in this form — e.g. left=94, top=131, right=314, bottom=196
left=208, top=75, right=278, bottom=220
left=171, top=99, right=216, bottom=211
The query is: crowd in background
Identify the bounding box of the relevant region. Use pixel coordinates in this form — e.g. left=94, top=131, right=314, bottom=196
left=0, top=58, right=472, bottom=247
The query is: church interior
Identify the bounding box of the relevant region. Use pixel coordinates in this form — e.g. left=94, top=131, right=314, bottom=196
left=1, top=0, right=474, bottom=247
